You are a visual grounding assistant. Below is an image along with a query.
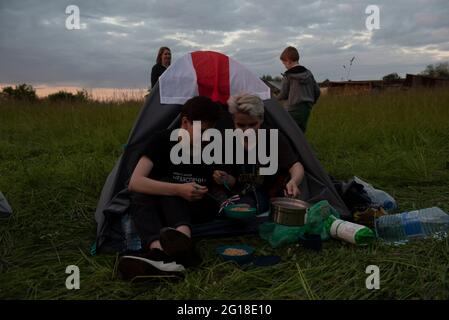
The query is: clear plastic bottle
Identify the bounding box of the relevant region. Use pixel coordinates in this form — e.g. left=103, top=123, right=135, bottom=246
left=354, top=177, right=397, bottom=211
left=121, top=214, right=142, bottom=251
left=375, top=207, right=449, bottom=244
left=368, top=189, right=397, bottom=211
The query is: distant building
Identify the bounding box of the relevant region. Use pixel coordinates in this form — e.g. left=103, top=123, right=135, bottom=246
left=319, top=80, right=387, bottom=95
left=403, top=74, right=449, bottom=88
left=262, top=79, right=329, bottom=96
left=264, top=74, right=449, bottom=97
left=319, top=78, right=407, bottom=95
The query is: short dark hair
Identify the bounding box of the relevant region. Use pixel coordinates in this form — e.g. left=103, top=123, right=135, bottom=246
left=280, top=46, right=300, bottom=62
left=156, top=47, right=171, bottom=65
left=181, top=96, right=222, bottom=124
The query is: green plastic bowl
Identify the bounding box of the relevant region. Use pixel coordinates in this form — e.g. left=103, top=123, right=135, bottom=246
left=224, top=204, right=257, bottom=219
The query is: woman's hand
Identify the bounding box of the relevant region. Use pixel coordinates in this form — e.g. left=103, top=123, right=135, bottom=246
left=284, top=179, right=301, bottom=198
left=213, top=170, right=228, bottom=185
left=213, top=170, right=236, bottom=190
left=176, top=182, right=208, bottom=202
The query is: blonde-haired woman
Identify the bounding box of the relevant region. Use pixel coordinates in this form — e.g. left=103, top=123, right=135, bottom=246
left=213, top=92, right=305, bottom=214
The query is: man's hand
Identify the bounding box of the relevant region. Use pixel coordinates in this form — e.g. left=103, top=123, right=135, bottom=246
left=176, top=182, right=208, bottom=201
left=284, top=179, right=301, bottom=198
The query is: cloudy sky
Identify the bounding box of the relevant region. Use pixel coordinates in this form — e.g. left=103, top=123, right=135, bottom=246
left=1, top=0, right=448, bottom=88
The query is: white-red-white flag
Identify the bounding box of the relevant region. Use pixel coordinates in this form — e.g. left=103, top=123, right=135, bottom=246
left=159, top=51, right=271, bottom=105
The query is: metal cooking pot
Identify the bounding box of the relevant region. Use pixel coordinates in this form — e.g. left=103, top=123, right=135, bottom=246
left=270, top=197, right=310, bottom=226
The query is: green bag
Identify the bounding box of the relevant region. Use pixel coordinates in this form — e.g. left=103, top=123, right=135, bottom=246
left=259, top=200, right=341, bottom=248
left=304, top=200, right=340, bottom=240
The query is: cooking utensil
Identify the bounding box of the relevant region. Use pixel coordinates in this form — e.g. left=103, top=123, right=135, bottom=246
left=270, top=197, right=310, bottom=226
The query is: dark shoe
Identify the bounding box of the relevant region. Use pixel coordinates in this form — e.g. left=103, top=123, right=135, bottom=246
left=145, top=248, right=174, bottom=262
left=159, top=228, right=203, bottom=267
left=117, top=249, right=185, bottom=281
left=159, top=227, right=192, bottom=259
left=121, top=248, right=174, bottom=262
left=179, top=249, right=203, bottom=268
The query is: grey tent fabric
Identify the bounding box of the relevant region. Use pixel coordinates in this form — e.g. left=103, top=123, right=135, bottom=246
left=94, top=83, right=349, bottom=254
left=0, top=191, right=13, bottom=218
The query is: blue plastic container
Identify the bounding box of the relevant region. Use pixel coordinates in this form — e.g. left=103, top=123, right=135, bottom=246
left=216, top=244, right=255, bottom=265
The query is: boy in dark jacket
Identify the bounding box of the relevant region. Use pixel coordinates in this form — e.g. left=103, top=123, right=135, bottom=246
left=277, top=46, right=321, bottom=133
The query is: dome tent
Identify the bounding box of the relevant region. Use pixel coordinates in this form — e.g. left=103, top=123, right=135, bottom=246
left=0, top=191, right=12, bottom=218
left=94, top=51, right=349, bottom=254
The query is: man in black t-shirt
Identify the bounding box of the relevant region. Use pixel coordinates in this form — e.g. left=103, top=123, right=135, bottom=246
left=118, top=96, right=222, bottom=280
left=141, top=129, right=215, bottom=188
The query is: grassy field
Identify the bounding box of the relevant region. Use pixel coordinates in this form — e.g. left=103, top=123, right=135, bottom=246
left=1, top=89, right=449, bottom=299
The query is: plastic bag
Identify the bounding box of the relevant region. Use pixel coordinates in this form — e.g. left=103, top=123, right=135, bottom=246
left=304, top=200, right=340, bottom=239
left=259, top=200, right=340, bottom=248
left=259, top=222, right=304, bottom=248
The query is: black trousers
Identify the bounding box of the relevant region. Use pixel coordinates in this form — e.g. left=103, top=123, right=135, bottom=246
left=130, top=193, right=219, bottom=248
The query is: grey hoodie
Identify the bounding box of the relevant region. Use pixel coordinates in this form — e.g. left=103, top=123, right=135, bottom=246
left=277, top=65, right=321, bottom=110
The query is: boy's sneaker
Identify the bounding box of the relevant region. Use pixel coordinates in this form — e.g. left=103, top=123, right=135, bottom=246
left=159, top=227, right=192, bottom=258
left=117, top=248, right=185, bottom=281
left=159, top=227, right=202, bottom=268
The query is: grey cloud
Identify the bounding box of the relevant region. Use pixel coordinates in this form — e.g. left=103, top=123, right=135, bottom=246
left=1, top=0, right=448, bottom=87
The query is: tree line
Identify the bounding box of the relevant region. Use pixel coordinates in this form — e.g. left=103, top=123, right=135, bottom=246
left=0, top=84, right=90, bottom=102
left=2, top=62, right=448, bottom=101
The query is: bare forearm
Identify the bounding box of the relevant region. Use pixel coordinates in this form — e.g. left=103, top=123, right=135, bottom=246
left=289, top=162, right=304, bottom=185
left=129, top=176, right=179, bottom=196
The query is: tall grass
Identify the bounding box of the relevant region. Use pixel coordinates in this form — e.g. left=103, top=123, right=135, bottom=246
left=309, top=89, right=449, bottom=194
left=0, top=89, right=449, bottom=299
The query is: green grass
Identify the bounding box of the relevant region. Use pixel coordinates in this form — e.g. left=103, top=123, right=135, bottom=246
left=1, top=89, right=449, bottom=299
